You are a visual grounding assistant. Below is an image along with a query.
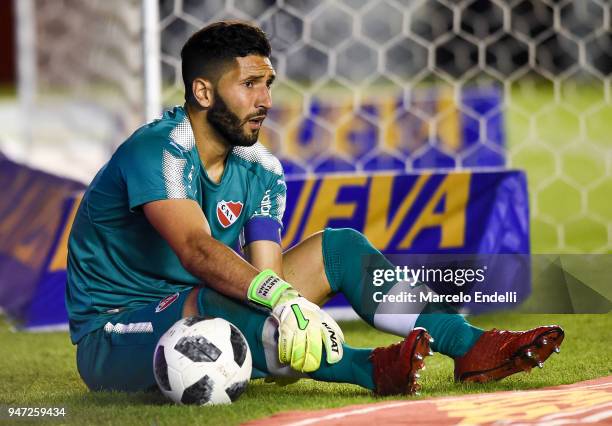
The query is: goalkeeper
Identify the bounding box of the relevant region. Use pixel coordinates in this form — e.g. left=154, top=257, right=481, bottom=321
left=67, top=21, right=563, bottom=395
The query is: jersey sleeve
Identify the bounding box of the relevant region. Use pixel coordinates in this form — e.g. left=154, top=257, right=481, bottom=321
left=242, top=172, right=287, bottom=246
left=118, top=136, right=197, bottom=211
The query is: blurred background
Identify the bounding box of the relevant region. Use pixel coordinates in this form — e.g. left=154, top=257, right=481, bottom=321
left=0, top=0, right=610, bottom=255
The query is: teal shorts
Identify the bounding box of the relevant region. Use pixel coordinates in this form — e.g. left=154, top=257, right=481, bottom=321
left=76, top=290, right=191, bottom=392
left=76, top=288, right=269, bottom=392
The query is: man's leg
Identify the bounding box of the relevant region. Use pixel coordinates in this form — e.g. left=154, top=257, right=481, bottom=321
left=77, top=291, right=193, bottom=392
left=189, top=286, right=433, bottom=394
left=282, top=229, right=483, bottom=358
left=191, top=286, right=376, bottom=389
left=78, top=289, right=377, bottom=392
left=77, top=286, right=432, bottom=394
left=283, top=228, right=564, bottom=382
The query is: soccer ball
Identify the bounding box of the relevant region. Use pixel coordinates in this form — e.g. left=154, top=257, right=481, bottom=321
left=153, top=316, right=252, bottom=405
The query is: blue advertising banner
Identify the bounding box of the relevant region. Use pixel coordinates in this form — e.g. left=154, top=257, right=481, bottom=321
left=0, top=155, right=84, bottom=325
left=279, top=170, right=530, bottom=314
left=24, top=196, right=81, bottom=329
left=16, top=169, right=529, bottom=329
left=282, top=170, right=529, bottom=254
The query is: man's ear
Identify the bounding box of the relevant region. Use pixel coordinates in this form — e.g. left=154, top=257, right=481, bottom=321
left=192, top=77, right=214, bottom=109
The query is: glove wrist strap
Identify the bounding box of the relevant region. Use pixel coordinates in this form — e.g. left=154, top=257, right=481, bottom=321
left=248, top=269, right=293, bottom=309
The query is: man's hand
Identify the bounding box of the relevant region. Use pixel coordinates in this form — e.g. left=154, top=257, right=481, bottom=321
left=273, top=295, right=322, bottom=372
left=248, top=269, right=344, bottom=372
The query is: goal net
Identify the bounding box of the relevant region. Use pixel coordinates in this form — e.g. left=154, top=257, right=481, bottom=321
left=157, top=0, right=611, bottom=253
left=14, top=0, right=612, bottom=252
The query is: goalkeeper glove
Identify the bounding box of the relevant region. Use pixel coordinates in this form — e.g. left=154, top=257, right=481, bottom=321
left=247, top=269, right=344, bottom=372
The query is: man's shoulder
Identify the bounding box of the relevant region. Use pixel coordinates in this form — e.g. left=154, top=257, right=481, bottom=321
left=231, top=143, right=284, bottom=179
left=117, top=106, right=195, bottom=160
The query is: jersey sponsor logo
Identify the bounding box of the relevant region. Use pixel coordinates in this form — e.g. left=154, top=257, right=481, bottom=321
left=260, top=190, right=272, bottom=216
left=217, top=200, right=243, bottom=228
left=156, top=292, right=180, bottom=313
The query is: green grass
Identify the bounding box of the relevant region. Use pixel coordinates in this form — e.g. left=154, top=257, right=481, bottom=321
left=1, top=313, right=610, bottom=425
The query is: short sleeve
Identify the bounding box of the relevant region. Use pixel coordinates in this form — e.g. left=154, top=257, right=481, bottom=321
left=118, top=138, right=197, bottom=211
left=242, top=173, right=287, bottom=245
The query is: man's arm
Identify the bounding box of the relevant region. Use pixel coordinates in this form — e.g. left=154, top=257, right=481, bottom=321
left=143, top=198, right=258, bottom=300
left=144, top=198, right=343, bottom=372
left=245, top=240, right=283, bottom=278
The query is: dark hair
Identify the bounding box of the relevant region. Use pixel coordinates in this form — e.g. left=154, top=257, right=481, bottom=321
left=181, top=21, right=272, bottom=104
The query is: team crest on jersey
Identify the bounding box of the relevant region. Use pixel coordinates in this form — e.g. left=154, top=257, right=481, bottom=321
left=156, top=292, right=179, bottom=313
left=216, top=200, right=243, bottom=228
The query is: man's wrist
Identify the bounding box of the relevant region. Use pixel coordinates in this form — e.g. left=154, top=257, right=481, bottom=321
left=247, top=269, right=293, bottom=309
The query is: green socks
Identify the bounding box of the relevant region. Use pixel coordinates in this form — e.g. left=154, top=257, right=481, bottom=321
left=309, top=347, right=374, bottom=390
left=415, top=313, right=483, bottom=357
left=322, top=227, right=483, bottom=358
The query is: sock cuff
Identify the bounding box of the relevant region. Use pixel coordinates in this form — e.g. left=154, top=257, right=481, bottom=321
left=322, top=228, right=343, bottom=293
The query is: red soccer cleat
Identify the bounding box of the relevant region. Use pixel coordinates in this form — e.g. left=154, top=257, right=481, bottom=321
left=454, top=325, right=564, bottom=383
left=370, top=327, right=433, bottom=396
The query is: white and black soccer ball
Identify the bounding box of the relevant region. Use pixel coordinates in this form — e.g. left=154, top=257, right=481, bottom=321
left=153, top=317, right=252, bottom=405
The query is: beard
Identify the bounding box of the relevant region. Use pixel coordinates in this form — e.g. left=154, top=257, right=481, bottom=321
left=206, top=90, right=264, bottom=147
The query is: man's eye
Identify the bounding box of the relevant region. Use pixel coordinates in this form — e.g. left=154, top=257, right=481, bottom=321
left=245, top=81, right=254, bottom=88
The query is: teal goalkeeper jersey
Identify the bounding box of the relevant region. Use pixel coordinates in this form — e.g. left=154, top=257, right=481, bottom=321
left=66, top=106, right=287, bottom=344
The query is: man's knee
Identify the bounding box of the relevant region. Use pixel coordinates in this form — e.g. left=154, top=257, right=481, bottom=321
left=323, top=227, right=371, bottom=251
left=322, top=228, right=379, bottom=293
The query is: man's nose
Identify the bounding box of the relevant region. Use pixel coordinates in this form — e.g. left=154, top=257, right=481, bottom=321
left=257, top=87, right=272, bottom=110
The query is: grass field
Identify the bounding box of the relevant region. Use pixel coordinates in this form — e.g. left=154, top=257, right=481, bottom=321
left=1, top=313, right=610, bottom=425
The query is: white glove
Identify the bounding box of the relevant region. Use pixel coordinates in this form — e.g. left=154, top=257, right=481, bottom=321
left=273, top=296, right=324, bottom=372
left=247, top=269, right=345, bottom=372
left=319, top=309, right=344, bottom=364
